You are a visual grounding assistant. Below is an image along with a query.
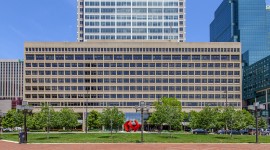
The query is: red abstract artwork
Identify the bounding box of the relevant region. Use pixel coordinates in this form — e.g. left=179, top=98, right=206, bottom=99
left=124, top=120, right=141, bottom=132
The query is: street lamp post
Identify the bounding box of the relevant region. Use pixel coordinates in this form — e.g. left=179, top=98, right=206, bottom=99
left=248, top=101, right=266, bottom=144
left=110, top=118, right=113, bottom=136
left=224, top=89, right=228, bottom=134
left=0, top=110, right=3, bottom=135
left=47, top=104, right=51, bottom=139
left=85, top=90, right=89, bottom=133
left=16, top=101, right=33, bottom=143
left=135, top=101, right=150, bottom=143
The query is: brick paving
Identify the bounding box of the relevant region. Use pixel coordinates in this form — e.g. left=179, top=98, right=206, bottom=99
left=1, top=141, right=270, bottom=150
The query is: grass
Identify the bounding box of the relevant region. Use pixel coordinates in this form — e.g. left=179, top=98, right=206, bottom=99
left=1, top=133, right=270, bottom=143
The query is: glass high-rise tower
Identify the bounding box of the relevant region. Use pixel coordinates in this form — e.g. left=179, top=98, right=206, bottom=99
left=210, top=0, right=270, bottom=65
left=77, top=0, right=186, bottom=42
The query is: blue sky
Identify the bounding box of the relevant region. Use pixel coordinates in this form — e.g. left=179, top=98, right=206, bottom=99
left=0, top=0, right=223, bottom=59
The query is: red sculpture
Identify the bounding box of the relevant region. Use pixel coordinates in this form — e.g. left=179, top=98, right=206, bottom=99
left=124, top=120, right=141, bottom=132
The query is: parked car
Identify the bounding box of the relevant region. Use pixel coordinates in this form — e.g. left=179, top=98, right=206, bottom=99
left=227, top=130, right=240, bottom=135
left=14, top=127, right=22, bottom=131
left=3, top=128, right=13, bottom=132
left=239, top=129, right=248, bottom=135
left=248, top=128, right=258, bottom=135
left=261, top=129, right=270, bottom=136
left=217, top=129, right=226, bottom=134
left=192, top=129, right=208, bottom=134
left=217, top=130, right=240, bottom=135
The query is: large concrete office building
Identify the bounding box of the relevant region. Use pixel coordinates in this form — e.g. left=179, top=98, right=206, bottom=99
left=0, top=60, right=24, bottom=112
left=210, top=0, right=270, bottom=66
left=24, top=41, right=242, bottom=114
left=77, top=0, right=186, bottom=42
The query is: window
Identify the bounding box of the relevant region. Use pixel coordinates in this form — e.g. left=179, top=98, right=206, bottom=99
left=65, top=55, right=74, bottom=60
left=143, top=55, right=152, bottom=60
left=124, top=55, right=132, bottom=60
left=182, top=55, right=191, bottom=60
left=231, top=55, right=240, bottom=60
left=75, top=55, right=84, bottom=60
left=202, top=55, right=210, bottom=60
left=26, top=54, right=34, bottom=60
left=163, top=55, right=171, bottom=60
left=36, top=55, right=44, bottom=60
left=211, top=55, right=220, bottom=60
left=56, top=55, right=64, bottom=60
left=133, top=55, right=142, bottom=60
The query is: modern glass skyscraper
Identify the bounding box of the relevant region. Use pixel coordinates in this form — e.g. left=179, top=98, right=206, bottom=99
left=77, top=0, right=186, bottom=42
left=210, top=0, right=270, bottom=65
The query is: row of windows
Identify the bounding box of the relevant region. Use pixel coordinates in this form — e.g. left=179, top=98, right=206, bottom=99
left=85, top=35, right=180, bottom=40
left=25, top=70, right=240, bottom=76
left=25, top=78, right=241, bottom=84
left=84, top=1, right=182, bottom=7
left=85, top=22, right=179, bottom=27
left=85, top=28, right=180, bottom=33
left=85, top=8, right=181, bottom=13
left=26, top=54, right=240, bottom=61
left=30, top=101, right=239, bottom=107
left=26, top=86, right=240, bottom=91
left=25, top=94, right=240, bottom=99
left=25, top=47, right=240, bottom=53
left=85, top=15, right=182, bottom=20
left=26, top=62, right=240, bottom=68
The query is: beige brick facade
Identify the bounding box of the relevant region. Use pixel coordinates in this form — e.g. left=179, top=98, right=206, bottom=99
left=24, top=41, right=241, bottom=113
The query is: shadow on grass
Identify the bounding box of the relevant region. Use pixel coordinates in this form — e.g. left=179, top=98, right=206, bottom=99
left=98, top=136, right=111, bottom=139
left=35, top=137, right=60, bottom=140
left=159, top=135, right=179, bottom=139
left=135, top=140, right=142, bottom=143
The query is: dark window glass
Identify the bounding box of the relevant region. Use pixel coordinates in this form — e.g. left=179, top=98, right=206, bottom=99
left=133, top=55, right=142, bottom=60
left=143, top=55, right=152, bottom=60
left=163, top=55, right=171, bottom=60
left=85, top=55, right=93, bottom=60
left=26, top=54, right=34, bottom=60
left=182, top=55, right=191, bottom=60
left=95, top=55, right=103, bottom=60
left=124, top=55, right=132, bottom=60
left=65, top=55, right=74, bottom=60
left=153, top=55, right=162, bottom=60
left=114, top=55, right=122, bottom=60
left=104, top=55, right=113, bottom=60
left=56, top=55, right=64, bottom=60
left=202, top=55, right=210, bottom=60
left=75, top=55, right=84, bottom=60
left=172, top=55, right=181, bottom=60
left=192, top=55, right=200, bottom=60
left=36, top=55, right=44, bottom=60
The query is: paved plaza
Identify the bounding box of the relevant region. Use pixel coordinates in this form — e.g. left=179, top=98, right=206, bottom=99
left=1, top=141, right=269, bottom=150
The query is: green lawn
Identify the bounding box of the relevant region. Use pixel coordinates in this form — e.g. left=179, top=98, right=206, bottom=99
left=1, top=133, right=270, bottom=143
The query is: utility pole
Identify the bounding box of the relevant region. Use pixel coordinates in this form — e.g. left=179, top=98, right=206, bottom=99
left=47, top=104, right=50, bottom=139
left=135, top=101, right=150, bottom=143
left=85, top=90, right=89, bottom=133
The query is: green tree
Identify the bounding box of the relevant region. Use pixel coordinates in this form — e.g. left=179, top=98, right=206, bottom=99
left=100, top=107, right=125, bottom=134
left=189, top=110, right=199, bottom=129
left=1, top=109, right=23, bottom=128
left=58, top=108, right=79, bottom=130
left=87, top=110, right=101, bottom=130
left=148, top=97, right=183, bottom=133
left=32, top=104, right=60, bottom=130
left=189, top=107, right=219, bottom=130
left=258, top=117, right=267, bottom=129
left=232, top=109, right=254, bottom=130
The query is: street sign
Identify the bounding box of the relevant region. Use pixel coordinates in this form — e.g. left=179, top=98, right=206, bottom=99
left=248, top=105, right=255, bottom=110
left=16, top=105, right=22, bottom=110
left=259, top=104, right=266, bottom=110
